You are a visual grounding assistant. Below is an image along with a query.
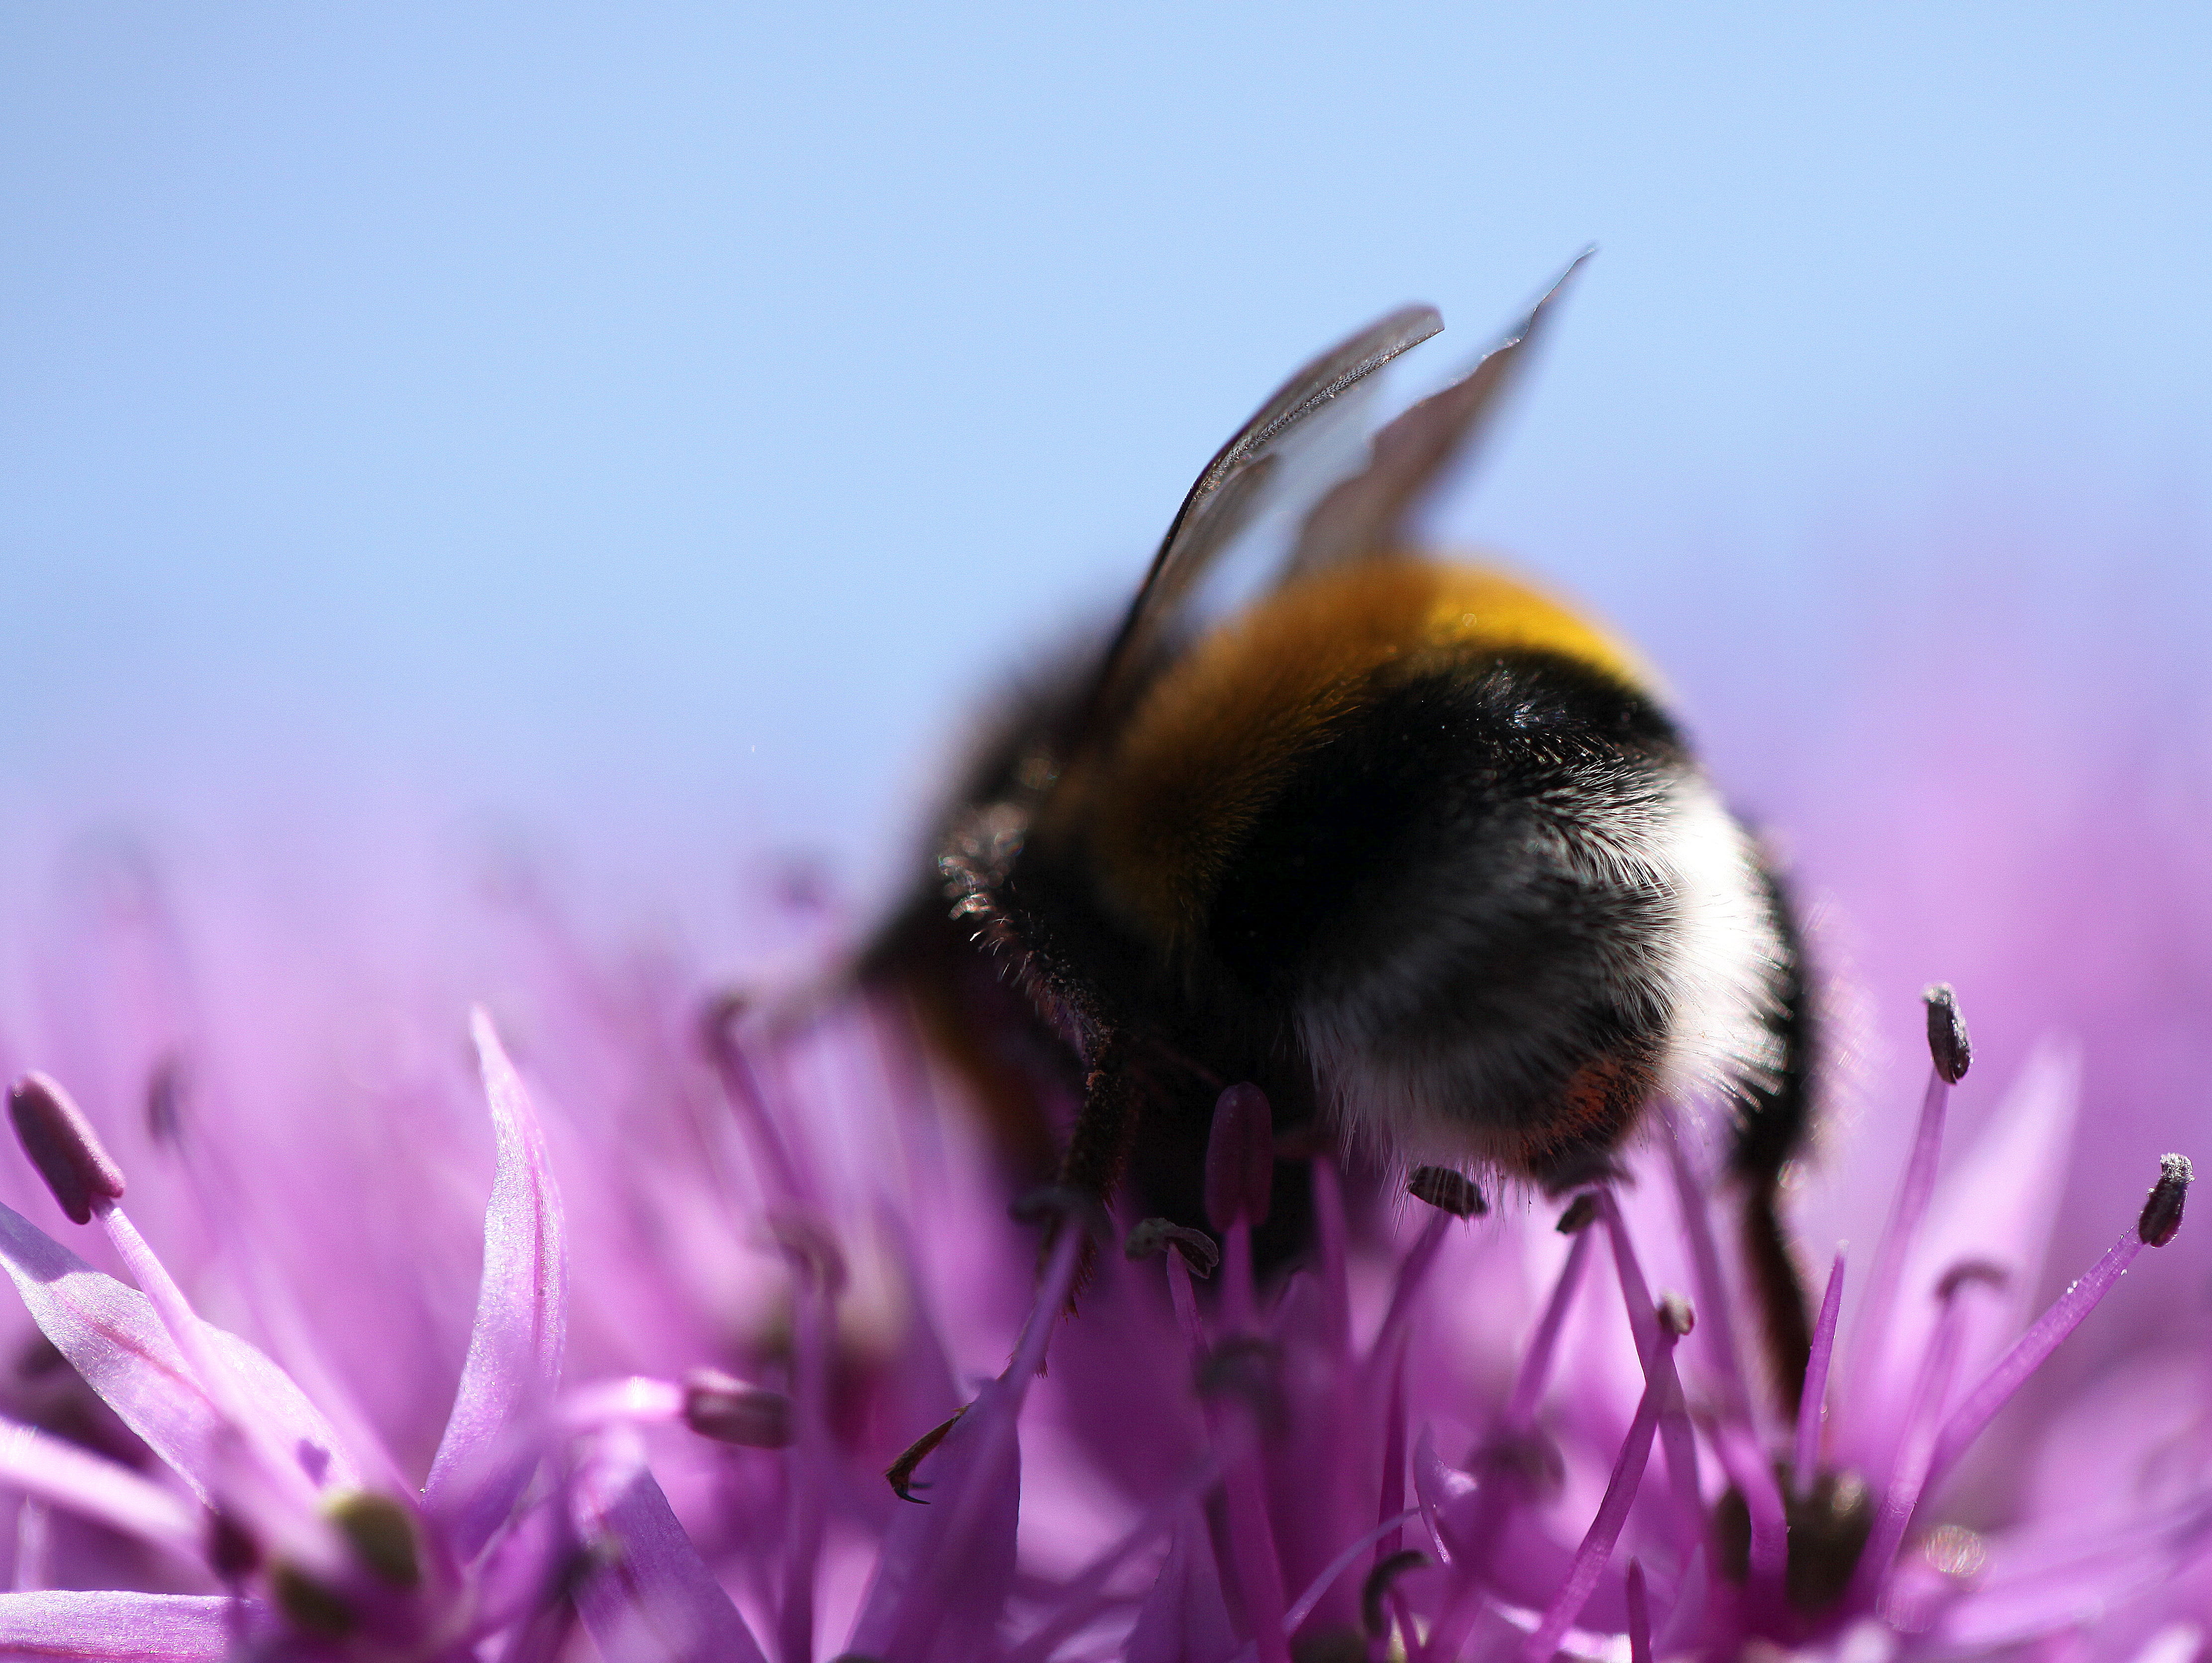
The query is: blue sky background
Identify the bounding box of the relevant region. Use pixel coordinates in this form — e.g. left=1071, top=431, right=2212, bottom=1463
left=6, top=6, right=2208, bottom=874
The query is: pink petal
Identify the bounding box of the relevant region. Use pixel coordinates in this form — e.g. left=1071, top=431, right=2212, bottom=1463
left=423, top=1010, right=570, bottom=1559
left=468, top=1492, right=570, bottom=1637
left=1000, top=1446, right=1233, bottom=1663
left=571, top=1430, right=767, bottom=1663
left=0, top=1590, right=247, bottom=1658
left=851, top=1223, right=1082, bottom=1663
left=0, top=1418, right=200, bottom=1565
left=1124, top=1511, right=1239, bottom=1663
left=845, top=1376, right=1023, bottom=1663
left=0, top=1201, right=354, bottom=1502
left=1924, top=1496, right=2212, bottom=1649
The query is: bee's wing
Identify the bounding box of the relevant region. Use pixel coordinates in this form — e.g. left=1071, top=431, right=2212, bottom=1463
left=1283, top=250, right=1591, bottom=581
left=1071, top=303, right=1445, bottom=744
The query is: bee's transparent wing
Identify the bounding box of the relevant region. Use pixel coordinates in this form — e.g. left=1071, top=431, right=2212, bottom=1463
left=1070, top=304, right=1444, bottom=744
left=1283, top=250, right=1591, bottom=581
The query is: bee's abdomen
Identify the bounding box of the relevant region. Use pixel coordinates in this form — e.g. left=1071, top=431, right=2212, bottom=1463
left=1206, top=648, right=1682, bottom=989
left=1203, top=647, right=1718, bottom=1177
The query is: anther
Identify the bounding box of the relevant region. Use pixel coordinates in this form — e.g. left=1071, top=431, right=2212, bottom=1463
left=1124, top=1217, right=1221, bottom=1278
left=1657, top=1293, right=1696, bottom=1337
left=1407, top=1166, right=1487, bottom=1218
left=1203, top=1084, right=1274, bottom=1232
left=1360, top=1549, right=1430, bottom=1639
left=1556, top=1193, right=1599, bottom=1234
left=2140, top=1153, right=2193, bottom=1247
left=1923, top=984, right=1972, bottom=1084
left=7, top=1073, right=126, bottom=1225
left=272, top=1563, right=356, bottom=1638
left=681, top=1369, right=794, bottom=1448
left=328, top=1491, right=421, bottom=1590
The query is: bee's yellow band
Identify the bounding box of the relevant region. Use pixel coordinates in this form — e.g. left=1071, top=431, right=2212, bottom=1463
left=1053, top=556, right=1651, bottom=951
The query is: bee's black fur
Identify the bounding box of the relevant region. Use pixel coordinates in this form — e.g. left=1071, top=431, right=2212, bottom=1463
left=927, top=648, right=1715, bottom=1230
left=1203, top=650, right=1691, bottom=1179
left=1731, top=860, right=1819, bottom=1403
left=1208, top=651, right=1686, bottom=998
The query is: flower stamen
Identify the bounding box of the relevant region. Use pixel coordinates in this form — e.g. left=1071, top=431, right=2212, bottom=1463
left=680, top=1369, right=794, bottom=1449
left=6, top=1075, right=125, bottom=1226
left=1522, top=1309, right=1684, bottom=1663
left=1846, top=985, right=1972, bottom=1420
left=7, top=1069, right=322, bottom=1521
left=1793, top=1247, right=1848, bottom=1499
left=1503, top=1224, right=1595, bottom=1429
left=1124, top=1216, right=1221, bottom=1278
left=1625, top=1557, right=1652, bottom=1663
left=1596, top=1193, right=1707, bottom=1538
left=1852, top=1262, right=2005, bottom=1608
left=1923, top=1154, right=2194, bottom=1488
left=1407, top=1167, right=1486, bottom=1218
left=1662, top=1108, right=1767, bottom=1435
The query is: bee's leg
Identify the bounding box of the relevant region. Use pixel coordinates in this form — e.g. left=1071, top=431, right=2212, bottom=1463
left=1731, top=861, right=1817, bottom=1413
left=1046, top=1029, right=1141, bottom=1296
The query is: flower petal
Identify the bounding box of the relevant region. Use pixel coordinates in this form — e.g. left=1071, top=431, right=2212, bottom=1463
left=0, top=1201, right=354, bottom=1503
left=571, top=1429, right=767, bottom=1663
left=846, top=1376, right=1024, bottom=1663
left=468, top=1491, right=570, bottom=1637
left=1924, top=1496, right=2212, bottom=1649
left=423, top=1010, right=570, bottom=1559
left=0, top=1590, right=246, bottom=1658
left=850, top=1224, right=1084, bottom=1663
left=0, top=1418, right=200, bottom=1565
left=1124, top=1510, right=1239, bottom=1663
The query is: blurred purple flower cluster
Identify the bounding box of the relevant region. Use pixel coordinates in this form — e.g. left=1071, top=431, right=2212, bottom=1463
left=0, top=829, right=2204, bottom=1663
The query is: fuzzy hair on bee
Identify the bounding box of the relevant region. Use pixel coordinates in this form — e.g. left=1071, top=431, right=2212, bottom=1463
left=864, top=255, right=1820, bottom=1403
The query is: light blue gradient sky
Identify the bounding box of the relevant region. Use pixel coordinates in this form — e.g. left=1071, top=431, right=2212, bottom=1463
left=3, top=5, right=2209, bottom=890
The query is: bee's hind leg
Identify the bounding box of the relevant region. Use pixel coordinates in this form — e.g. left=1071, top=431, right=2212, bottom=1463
left=1731, top=860, right=1819, bottom=1416
left=1035, top=1029, right=1142, bottom=1299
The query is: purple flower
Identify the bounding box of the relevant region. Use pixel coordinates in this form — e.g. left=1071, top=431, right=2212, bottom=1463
left=0, top=842, right=2206, bottom=1662
left=624, top=975, right=2212, bottom=1661
left=640, top=973, right=2201, bottom=1663
left=0, top=1012, right=769, bottom=1658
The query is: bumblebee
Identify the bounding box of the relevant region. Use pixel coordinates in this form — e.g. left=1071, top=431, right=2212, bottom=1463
left=865, top=258, right=1817, bottom=1396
